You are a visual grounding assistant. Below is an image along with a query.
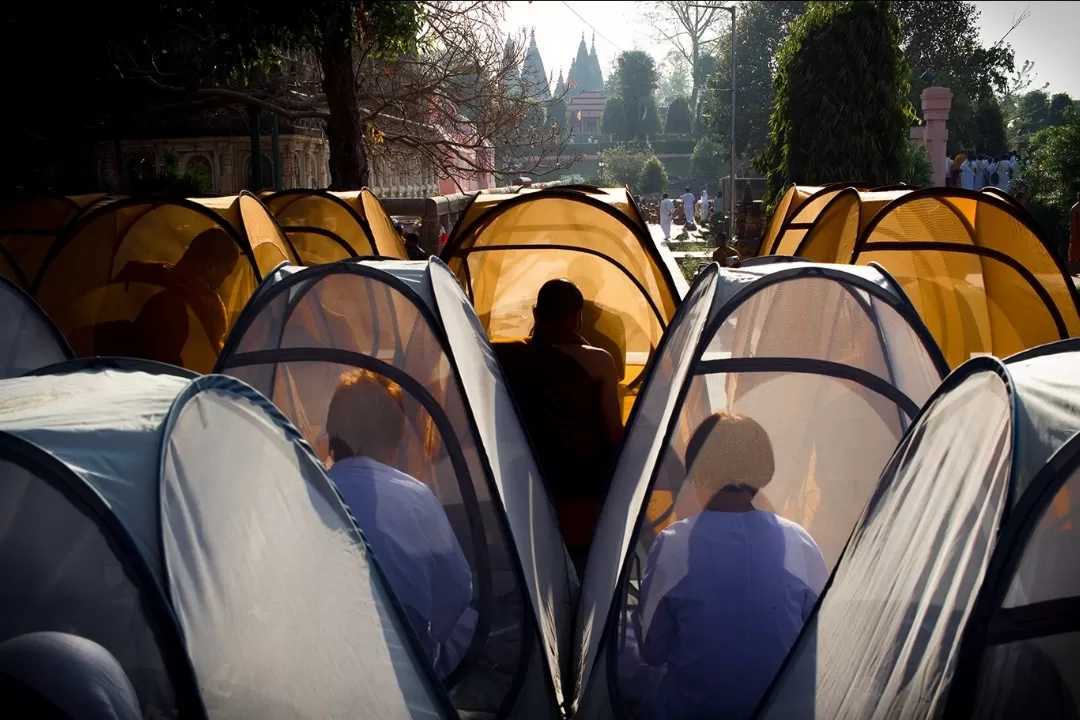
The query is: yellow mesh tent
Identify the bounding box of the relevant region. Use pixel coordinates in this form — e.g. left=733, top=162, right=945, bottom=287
left=852, top=188, right=1080, bottom=367
left=452, top=185, right=649, bottom=243
left=261, top=188, right=407, bottom=262
left=0, top=194, right=123, bottom=289
left=441, top=189, right=680, bottom=420
left=778, top=188, right=912, bottom=262
left=31, top=195, right=275, bottom=374
left=262, top=189, right=374, bottom=263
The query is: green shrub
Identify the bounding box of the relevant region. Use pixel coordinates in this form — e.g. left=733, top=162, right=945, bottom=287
left=637, top=155, right=669, bottom=194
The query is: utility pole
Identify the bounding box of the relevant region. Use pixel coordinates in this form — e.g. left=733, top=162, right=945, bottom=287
left=688, top=2, right=736, bottom=238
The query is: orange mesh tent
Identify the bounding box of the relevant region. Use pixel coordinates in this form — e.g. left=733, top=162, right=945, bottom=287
left=30, top=193, right=286, bottom=374
left=0, top=193, right=123, bottom=289
left=452, top=185, right=650, bottom=243
left=852, top=188, right=1080, bottom=367
left=441, top=189, right=680, bottom=420
left=261, top=188, right=407, bottom=262
left=775, top=188, right=912, bottom=262
left=771, top=186, right=1080, bottom=366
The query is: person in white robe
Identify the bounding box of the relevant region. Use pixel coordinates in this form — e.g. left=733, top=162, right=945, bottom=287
left=681, top=187, right=697, bottom=230
left=960, top=156, right=976, bottom=191
left=700, top=190, right=710, bottom=223
left=659, top=193, right=675, bottom=240
left=996, top=156, right=1013, bottom=192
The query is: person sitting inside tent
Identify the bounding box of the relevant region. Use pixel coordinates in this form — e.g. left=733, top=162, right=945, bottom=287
left=495, top=279, right=623, bottom=574
left=325, top=368, right=475, bottom=679
left=89, top=228, right=241, bottom=368
left=632, top=413, right=828, bottom=720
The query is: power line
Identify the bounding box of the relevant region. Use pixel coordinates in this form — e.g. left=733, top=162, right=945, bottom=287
left=559, top=1, right=626, bottom=54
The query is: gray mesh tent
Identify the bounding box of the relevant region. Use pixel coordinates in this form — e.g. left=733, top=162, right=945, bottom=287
left=572, top=259, right=949, bottom=719
left=0, top=365, right=454, bottom=719
left=757, top=339, right=1080, bottom=719
left=0, top=272, right=72, bottom=378
left=214, top=257, right=574, bottom=719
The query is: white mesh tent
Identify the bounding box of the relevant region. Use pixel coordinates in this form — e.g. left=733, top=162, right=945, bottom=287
left=0, top=366, right=454, bottom=719
left=0, top=272, right=73, bottom=378
left=214, top=258, right=574, bottom=719
left=756, top=339, right=1080, bottom=719
left=572, top=259, right=949, bottom=719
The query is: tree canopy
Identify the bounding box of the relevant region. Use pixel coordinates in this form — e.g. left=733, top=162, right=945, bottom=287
left=638, top=155, right=670, bottom=194
left=666, top=97, right=693, bottom=135
left=1018, top=105, right=1080, bottom=256
left=601, top=97, right=628, bottom=140
left=754, top=0, right=915, bottom=212
left=617, top=51, right=660, bottom=141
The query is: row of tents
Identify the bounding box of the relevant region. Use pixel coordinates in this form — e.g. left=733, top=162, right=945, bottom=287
left=1, top=183, right=1079, bottom=718
left=2, top=248, right=1079, bottom=718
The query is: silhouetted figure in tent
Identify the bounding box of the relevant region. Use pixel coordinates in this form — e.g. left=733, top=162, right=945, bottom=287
left=633, top=413, right=827, bottom=720
left=89, top=228, right=240, bottom=368
left=496, top=279, right=622, bottom=575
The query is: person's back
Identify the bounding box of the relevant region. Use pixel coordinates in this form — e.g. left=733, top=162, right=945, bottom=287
left=639, top=511, right=826, bottom=720
left=634, top=413, right=827, bottom=720
left=324, top=369, right=474, bottom=678
left=497, top=279, right=621, bottom=572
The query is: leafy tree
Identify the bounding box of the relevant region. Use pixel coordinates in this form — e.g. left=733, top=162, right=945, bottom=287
left=975, top=95, right=1008, bottom=156
left=643, top=100, right=664, bottom=136
left=548, top=98, right=569, bottom=138
left=637, top=155, right=670, bottom=194
left=1018, top=106, right=1080, bottom=257
left=129, top=150, right=212, bottom=196
left=1050, top=93, right=1075, bottom=125
left=1017, top=90, right=1053, bottom=133
left=754, top=1, right=915, bottom=213
left=617, top=51, right=660, bottom=141
left=647, top=2, right=730, bottom=126
left=701, top=1, right=807, bottom=161
left=666, top=97, right=693, bottom=135
left=902, top=141, right=934, bottom=187
left=600, top=144, right=648, bottom=187
left=601, top=97, right=629, bottom=140
left=689, top=137, right=726, bottom=189
left=603, top=60, right=622, bottom=100
left=657, top=49, right=692, bottom=108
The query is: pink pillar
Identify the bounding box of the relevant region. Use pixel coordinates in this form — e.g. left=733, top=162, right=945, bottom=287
left=919, top=87, right=953, bottom=187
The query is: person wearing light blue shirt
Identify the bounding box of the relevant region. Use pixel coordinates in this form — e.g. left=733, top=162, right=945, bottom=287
left=633, top=412, right=828, bottom=720
left=326, top=368, right=475, bottom=679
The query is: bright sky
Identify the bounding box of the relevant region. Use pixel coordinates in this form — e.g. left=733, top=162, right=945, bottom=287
left=503, top=1, right=1080, bottom=97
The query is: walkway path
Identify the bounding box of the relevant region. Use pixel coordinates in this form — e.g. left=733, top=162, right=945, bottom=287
left=646, top=223, right=691, bottom=299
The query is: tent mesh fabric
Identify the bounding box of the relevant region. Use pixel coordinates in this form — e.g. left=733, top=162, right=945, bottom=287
left=759, top=368, right=1013, bottom=718
left=0, top=277, right=71, bottom=378
left=217, top=266, right=530, bottom=716
left=971, top=464, right=1080, bottom=717
left=262, top=190, right=375, bottom=261
left=0, top=453, right=182, bottom=717
left=443, top=194, right=678, bottom=420
left=33, top=200, right=261, bottom=373
left=359, top=189, right=410, bottom=259
left=161, top=380, right=448, bottom=719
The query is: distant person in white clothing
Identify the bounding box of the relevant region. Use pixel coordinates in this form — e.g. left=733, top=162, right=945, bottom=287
left=681, top=187, right=697, bottom=230
left=326, top=368, right=475, bottom=679
left=659, top=193, right=675, bottom=240
left=700, top=189, right=710, bottom=223
left=960, top=155, right=976, bottom=190
left=634, top=412, right=828, bottom=720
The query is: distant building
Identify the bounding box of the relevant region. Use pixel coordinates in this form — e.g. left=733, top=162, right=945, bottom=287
left=568, top=91, right=606, bottom=136
left=566, top=34, right=605, bottom=100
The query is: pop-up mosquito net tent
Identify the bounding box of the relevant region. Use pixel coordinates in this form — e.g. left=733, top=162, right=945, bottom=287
left=0, top=366, right=454, bottom=719
left=442, top=190, right=682, bottom=420
left=756, top=339, right=1080, bottom=719
left=453, top=186, right=650, bottom=242
left=261, top=188, right=409, bottom=263
left=0, top=193, right=121, bottom=290
left=0, top=273, right=73, bottom=378
left=214, top=257, right=573, bottom=718
left=571, top=258, right=948, bottom=719
left=29, top=193, right=292, bottom=373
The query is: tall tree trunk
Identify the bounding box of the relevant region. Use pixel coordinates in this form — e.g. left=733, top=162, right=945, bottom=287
left=320, top=43, right=369, bottom=189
